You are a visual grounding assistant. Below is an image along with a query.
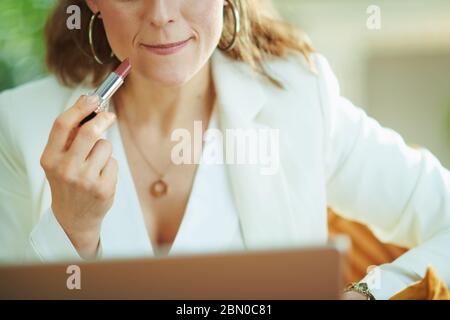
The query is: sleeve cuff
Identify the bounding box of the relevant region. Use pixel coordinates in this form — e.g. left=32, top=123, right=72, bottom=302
left=29, top=207, right=103, bottom=263
left=360, top=264, right=415, bottom=300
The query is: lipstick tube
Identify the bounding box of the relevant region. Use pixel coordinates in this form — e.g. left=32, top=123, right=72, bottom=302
left=79, top=58, right=132, bottom=127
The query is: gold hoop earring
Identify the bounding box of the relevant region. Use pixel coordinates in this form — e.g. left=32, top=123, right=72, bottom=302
left=218, top=0, right=241, bottom=52
left=88, top=12, right=115, bottom=65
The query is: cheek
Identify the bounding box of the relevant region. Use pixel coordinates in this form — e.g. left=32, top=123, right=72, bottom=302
left=162, top=0, right=223, bottom=82
left=100, top=10, right=138, bottom=61
left=187, top=0, right=224, bottom=47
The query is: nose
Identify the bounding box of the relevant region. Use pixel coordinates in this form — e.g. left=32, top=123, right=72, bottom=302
left=145, top=0, right=175, bottom=28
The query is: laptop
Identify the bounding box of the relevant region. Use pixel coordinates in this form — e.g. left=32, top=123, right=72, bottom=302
left=0, top=238, right=349, bottom=300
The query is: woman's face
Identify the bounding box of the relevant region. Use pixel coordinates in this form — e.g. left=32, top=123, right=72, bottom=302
left=87, top=0, right=224, bottom=86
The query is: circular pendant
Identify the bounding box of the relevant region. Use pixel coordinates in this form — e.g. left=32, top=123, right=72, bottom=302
left=150, top=179, right=168, bottom=198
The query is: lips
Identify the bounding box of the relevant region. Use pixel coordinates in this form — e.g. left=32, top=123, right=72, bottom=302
left=140, top=37, right=193, bottom=56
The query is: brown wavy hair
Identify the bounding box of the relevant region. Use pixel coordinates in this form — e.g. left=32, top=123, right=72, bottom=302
left=45, top=0, right=314, bottom=88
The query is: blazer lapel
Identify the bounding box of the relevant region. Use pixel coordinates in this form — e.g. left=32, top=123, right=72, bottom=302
left=211, top=51, right=302, bottom=249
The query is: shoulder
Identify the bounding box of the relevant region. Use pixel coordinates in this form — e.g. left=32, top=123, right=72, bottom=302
left=245, top=52, right=341, bottom=109
left=258, top=52, right=341, bottom=112
left=0, top=75, right=79, bottom=133
left=258, top=50, right=334, bottom=78
left=265, top=52, right=344, bottom=118
left=0, top=76, right=77, bottom=160
left=0, top=76, right=73, bottom=122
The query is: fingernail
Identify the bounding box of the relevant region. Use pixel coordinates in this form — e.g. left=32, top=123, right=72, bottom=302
left=94, top=105, right=104, bottom=114
left=86, top=94, right=100, bottom=108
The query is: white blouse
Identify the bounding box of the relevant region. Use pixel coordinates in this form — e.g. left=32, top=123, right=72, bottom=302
left=106, top=100, right=246, bottom=258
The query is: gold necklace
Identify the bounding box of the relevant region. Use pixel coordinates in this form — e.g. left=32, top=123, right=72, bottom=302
left=121, top=118, right=171, bottom=198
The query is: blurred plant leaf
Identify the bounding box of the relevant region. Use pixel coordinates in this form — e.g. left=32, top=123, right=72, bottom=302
left=0, top=0, right=56, bottom=91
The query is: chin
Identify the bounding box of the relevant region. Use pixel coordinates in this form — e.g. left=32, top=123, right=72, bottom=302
left=153, top=70, right=193, bottom=87
left=137, top=63, right=198, bottom=87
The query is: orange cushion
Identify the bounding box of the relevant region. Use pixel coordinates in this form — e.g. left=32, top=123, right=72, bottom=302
left=390, top=267, right=450, bottom=300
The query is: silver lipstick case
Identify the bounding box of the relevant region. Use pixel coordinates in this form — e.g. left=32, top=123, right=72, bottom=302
left=92, top=72, right=124, bottom=113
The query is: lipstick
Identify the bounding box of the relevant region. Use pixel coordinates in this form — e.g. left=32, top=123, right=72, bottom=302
left=141, top=38, right=193, bottom=56
left=79, top=58, right=132, bottom=127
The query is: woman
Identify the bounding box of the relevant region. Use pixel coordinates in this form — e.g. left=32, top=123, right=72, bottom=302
left=0, top=0, right=449, bottom=300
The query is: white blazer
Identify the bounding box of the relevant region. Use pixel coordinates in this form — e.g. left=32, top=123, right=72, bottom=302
left=0, top=50, right=449, bottom=299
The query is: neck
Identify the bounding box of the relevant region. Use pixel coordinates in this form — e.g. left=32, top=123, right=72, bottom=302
left=113, top=61, right=215, bottom=134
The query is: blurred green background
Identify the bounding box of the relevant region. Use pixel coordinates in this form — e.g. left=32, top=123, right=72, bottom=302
left=0, top=0, right=55, bottom=91
left=0, top=0, right=449, bottom=165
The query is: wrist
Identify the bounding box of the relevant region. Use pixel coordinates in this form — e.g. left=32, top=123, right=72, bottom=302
left=342, top=291, right=369, bottom=300
left=58, top=220, right=101, bottom=259
left=50, top=204, right=102, bottom=260
left=69, top=227, right=101, bottom=257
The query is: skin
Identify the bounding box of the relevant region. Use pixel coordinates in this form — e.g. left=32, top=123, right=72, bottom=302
left=342, top=291, right=368, bottom=300
left=39, top=0, right=368, bottom=299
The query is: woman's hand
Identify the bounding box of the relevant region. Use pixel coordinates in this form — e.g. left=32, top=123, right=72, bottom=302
left=342, top=291, right=369, bottom=300
left=40, top=95, right=118, bottom=259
